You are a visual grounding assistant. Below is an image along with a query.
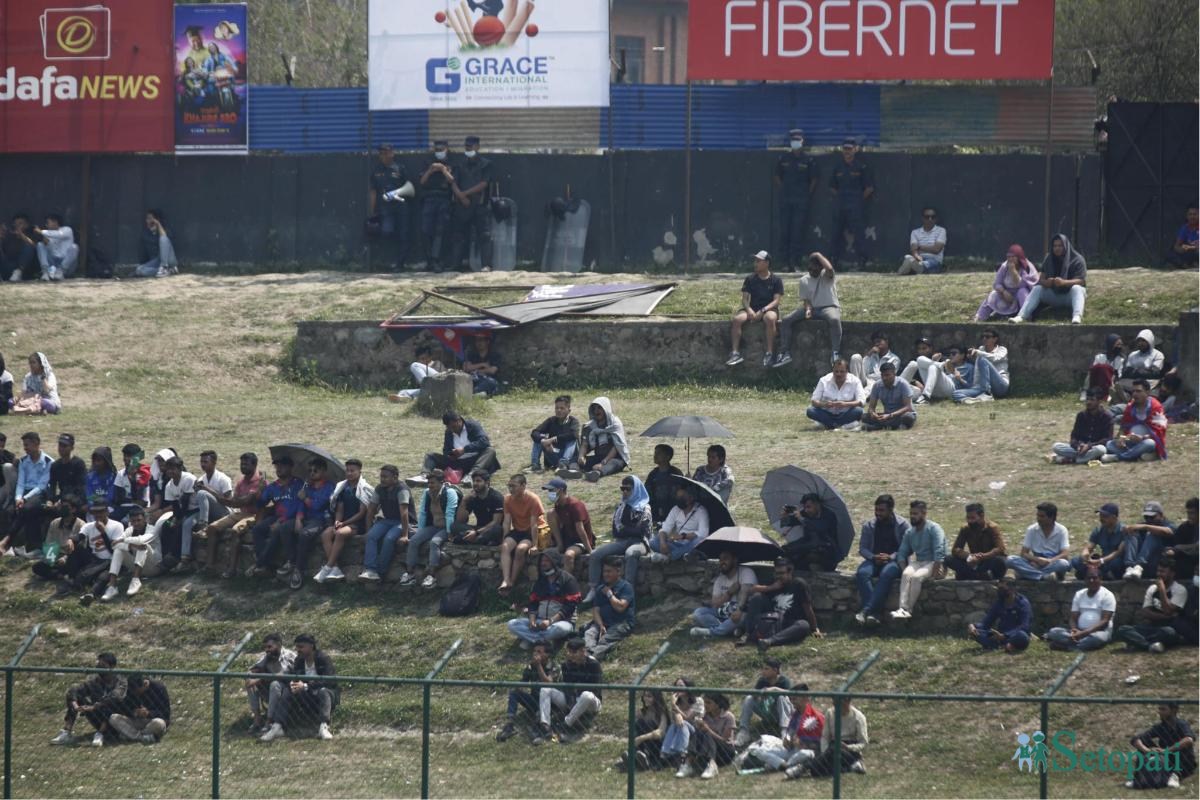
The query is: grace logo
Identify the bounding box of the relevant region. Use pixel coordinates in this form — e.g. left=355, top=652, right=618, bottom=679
left=425, top=57, right=462, bottom=93
left=41, top=6, right=111, bottom=60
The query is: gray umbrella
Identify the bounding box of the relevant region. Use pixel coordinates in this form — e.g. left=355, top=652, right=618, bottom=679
left=668, top=474, right=735, bottom=532
left=697, top=526, right=783, bottom=564
left=640, top=415, right=735, bottom=472
left=268, top=443, right=346, bottom=483
left=759, top=466, right=855, bottom=561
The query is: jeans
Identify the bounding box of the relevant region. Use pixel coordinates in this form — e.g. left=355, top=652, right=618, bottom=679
left=1116, top=623, right=1182, bottom=651
left=1070, top=554, right=1125, bottom=580
left=862, top=411, right=916, bottom=431
left=975, top=628, right=1030, bottom=651
left=267, top=680, right=335, bottom=726
left=943, top=555, right=1007, bottom=581
left=1051, top=443, right=1106, bottom=463
left=1046, top=627, right=1109, bottom=651
left=36, top=241, right=79, bottom=278
left=779, top=305, right=843, bottom=356
left=1017, top=284, right=1086, bottom=321
left=507, top=617, right=575, bottom=645
left=506, top=688, right=540, bottom=719
left=738, top=693, right=794, bottom=736
left=691, top=606, right=738, bottom=636
left=581, top=454, right=626, bottom=478
left=1006, top=554, right=1070, bottom=580
left=363, top=518, right=406, bottom=574
left=134, top=233, right=178, bottom=277
left=1130, top=532, right=1168, bottom=572
left=1105, top=438, right=1158, bottom=462
left=806, top=406, right=862, bottom=429
left=286, top=521, right=324, bottom=572
left=252, top=518, right=292, bottom=568
left=855, top=559, right=900, bottom=614
left=539, top=688, right=600, bottom=728
left=530, top=439, right=576, bottom=470
left=583, top=619, right=634, bottom=660
left=661, top=721, right=693, bottom=757
left=423, top=449, right=500, bottom=476
left=899, top=254, right=942, bottom=274
left=421, top=194, right=451, bottom=268
left=406, top=525, right=447, bottom=571
left=954, top=355, right=1009, bottom=401
left=471, top=373, right=499, bottom=396
left=588, top=538, right=644, bottom=588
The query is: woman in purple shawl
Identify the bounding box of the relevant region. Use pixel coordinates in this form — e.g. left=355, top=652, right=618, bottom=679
left=975, top=245, right=1039, bottom=321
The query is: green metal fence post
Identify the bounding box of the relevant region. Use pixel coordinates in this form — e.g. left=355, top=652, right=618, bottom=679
left=1041, top=652, right=1087, bottom=800
left=628, top=641, right=671, bottom=800
left=832, top=650, right=879, bottom=799
left=212, top=632, right=254, bottom=800
left=4, top=625, right=41, bottom=800
left=421, top=639, right=462, bottom=800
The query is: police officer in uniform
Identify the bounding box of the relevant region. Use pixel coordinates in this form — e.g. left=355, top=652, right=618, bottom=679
left=449, top=135, right=493, bottom=271
left=369, top=143, right=411, bottom=271
left=829, top=137, right=875, bottom=270
left=419, top=139, right=454, bottom=271
left=774, top=128, right=818, bottom=272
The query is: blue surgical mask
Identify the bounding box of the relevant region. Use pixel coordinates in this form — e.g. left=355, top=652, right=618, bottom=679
left=790, top=139, right=803, bottom=150
left=464, top=149, right=477, bottom=158
left=434, top=150, right=447, bottom=160
left=547, top=491, right=559, bottom=503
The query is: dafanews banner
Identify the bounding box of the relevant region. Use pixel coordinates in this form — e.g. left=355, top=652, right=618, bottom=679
left=0, top=1, right=173, bottom=152
left=368, top=0, right=609, bottom=110
left=174, top=3, right=247, bottom=152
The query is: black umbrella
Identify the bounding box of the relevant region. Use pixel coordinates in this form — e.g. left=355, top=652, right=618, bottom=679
left=268, top=443, right=346, bottom=483
left=669, top=474, right=735, bottom=532
left=759, top=466, right=855, bottom=561
left=640, top=415, right=735, bottom=472
left=697, top=526, right=783, bottom=564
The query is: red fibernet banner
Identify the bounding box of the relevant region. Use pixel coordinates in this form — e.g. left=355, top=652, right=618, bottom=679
left=0, top=1, right=173, bottom=152
left=688, top=0, right=1055, bottom=81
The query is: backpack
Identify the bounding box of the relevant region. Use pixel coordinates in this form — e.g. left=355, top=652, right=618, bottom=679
left=439, top=571, right=481, bottom=616
left=86, top=245, right=114, bottom=279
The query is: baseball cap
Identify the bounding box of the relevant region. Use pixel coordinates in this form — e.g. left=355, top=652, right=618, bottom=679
left=58, top=433, right=74, bottom=446
left=432, top=138, right=448, bottom=147
left=1143, top=501, right=1164, bottom=518
left=464, top=135, right=480, bottom=146
left=1096, top=503, right=1119, bottom=517
left=542, top=478, right=567, bottom=491
left=753, top=250, right=771, bottom=261
left=788, top=128, right=804, bottom=138
left=841, top=136, right=858, bottom=148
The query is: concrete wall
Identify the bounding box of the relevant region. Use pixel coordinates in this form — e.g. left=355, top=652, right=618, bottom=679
left=294, top=319, right=1180, bottom=393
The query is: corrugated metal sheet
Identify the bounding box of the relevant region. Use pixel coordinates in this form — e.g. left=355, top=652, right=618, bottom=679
left=881, top=86, right=1097, bottom=150
left=428, top=107, right=601, bottom=151
left=248, top=87, right=373, bottom=153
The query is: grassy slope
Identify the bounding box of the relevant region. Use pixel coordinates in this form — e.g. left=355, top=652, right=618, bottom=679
left=0, top=270, right=1195, bottom=799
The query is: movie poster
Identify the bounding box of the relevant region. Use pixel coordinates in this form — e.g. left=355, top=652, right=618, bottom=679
left=174, top=4, right=247, bottom=152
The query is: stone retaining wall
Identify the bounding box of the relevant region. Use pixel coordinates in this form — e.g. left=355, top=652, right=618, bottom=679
left=203, top=537, right=1148, bottom=634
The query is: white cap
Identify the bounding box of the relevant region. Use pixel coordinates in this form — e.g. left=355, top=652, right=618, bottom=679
left=753, top=250, right=771, bottom=261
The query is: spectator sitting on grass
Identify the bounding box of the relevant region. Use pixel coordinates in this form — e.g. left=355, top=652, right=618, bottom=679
left=848, top=331, right=900, bottom=392
left=359, top=464, right=411, bottom=582
left=1167, top=204, right=1199, bottom=268
left=584, top=475, right=652, bottom=603
left=84, top=447, right=117, bottom=517
left=108, top=674, right=171, bottom=744
left=737, top=557, right=824, bottom=650
left=204, top=452, right=266, bottom=579
left=424, top=412, right=501, bottom=477
left=260, top=634, right=338, bottom=742
left=726, top=250, right=783, bottom=368
left=1121, top=329, right=1166, bottom=385
left=617, top=691, right=670, bottom=771
left=497, top=473, right=545, bottom=596
left=953, top=329, right=1010, bottom=404
left=534, top=637, right=603, bottom=745
left=314, top=458, right=374, bottom=584
left=10, top=353, right=61, bottom=416
left=507, top=550, right=580, bottom=649
left=1102, top=380, right=1167, bottom=463
left=1116, top=560, right=1187, bottom=654
left=662, top=678, right=706, bottom=777
left=897, top=206, right=946, bottom=275
left=113, top=443, right=151, bottom=518
left=134, top=209, right=179, bottom=278
left=1157, top=373, right=1198, bottom=424
left=1121, top=501, right=1178, bottom=581
left=1048, top=388, right=1113, bottom=464
left=742, top=681, right=821, bottom=774
left=967, top=576, right=1032, bottom=653
left=733, top=658, right=796, bottom=749
left=1012, top=233, right=1087, bottom=324
left=974, top=244, right=1038, bottom=321
left=388, top=345, right=441, bottom=402
left=691, top=550, right=758, bottom=639
left=29, top=501, right=85, bottom=587
left=100, top=505, right=161, bottom=601
left=854, top=495, right=908, bottom=626
left=529, top=394, right=580, bottom=473
left=1, top=214, right=37, bottom=282
left=496, top=641, right=556, bottom=742
left=0, top=356, right=12, bottom=416
left=582, top=557, right=635, bottom=661
left=559, top=396, right=630, bottom=483
left=462, top=334, right=502, bottom=397
left=33, top=213, right=78, bottom=280
left=50, top=652, right=125, bottom=748
left=687, top=692, right=737, bottom=779
left=943, top=502, right=1007, bottom=581
left=245, top=633, right=296, bottom=736
left=644, top=444, right=684, bottom=527
left=450, top=468, right=504, bottom=546
left=862, top=362, right=916, bottom=431
left=48, top=434, right=85, bottom=519
left=401, top=468, right=457, bottom=591
left=692, top=444, right=734, bottom=504
left=1046, top=567, right=1117, bottom=652
left=0, top=431, right=53, bottom=558
left=153, top=456, right=194, bottom=573
left=1069, top=503, right=1127, bottom=580
left=78, top=500, right=125, bottom=605
left=791, top=697, right=870, bottom=778
left=1005, top=502, right=1071, bottom=581
left=1126, top=704, right=1197, bottom=791
left=779, top=494, right=841, bottom=572
left=186, top=450, right=232, bottom=554
left=806, top=358, right=865, bottom=431
left=542, top=478, right=593, bottom=575
left=906, top=346, right=974, bottom=405
left=644, top=483, right=710, bottom=564
left=1083, top=333, right=1125, bottom=401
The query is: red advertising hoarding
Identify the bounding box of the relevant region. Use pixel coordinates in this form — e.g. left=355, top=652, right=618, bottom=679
left=688, top=0, right=1055, bottom=81
left=0, top=1, right=174, bottom=152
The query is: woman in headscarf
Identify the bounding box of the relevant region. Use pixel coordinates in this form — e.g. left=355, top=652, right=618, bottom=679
left=1084, top=333, right=1126, bottom=401
left=0, top=352, right=13, bottom=415
left=11, top=352, right=60, bottom=415
left=1012, top=233, right=1088, bottom=323
left=974, top=245, right=1038, bottom=321
left=584, top=475, right=651, bottom=603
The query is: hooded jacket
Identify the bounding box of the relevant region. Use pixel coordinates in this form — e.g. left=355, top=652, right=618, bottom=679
left=1123, top=329, right=1165, bottom=379
left=1040, top=234, right=1087, bottom=293
left=85, top=446, right=117, bottom=509
left=585, top=396, right=631, bottom=465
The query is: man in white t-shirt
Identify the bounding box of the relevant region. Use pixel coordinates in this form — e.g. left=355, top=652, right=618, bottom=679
left=1045, top=568, right=1117, bottom=651
left=806, top=358, right=866, bottom=430
left=1006, top=503, right=1071, bottom=581
left=158, top=456, right=196, bottom=572
left=77, top=501, right=125, bottom=605
left=775, top=251, right=843, bottom=366
left=389, top=345, right=442, bottom=402
left=691, top=550, right=758, bottom=638
left=650, top=485, right=711, bottom=561
left=1116, top=560, right=1189, bottom=653
left=32, top=213, right=79, bottom=280
left=898, top=207, right=947, bottom=275
left=185, top=450, right=232, bottom=562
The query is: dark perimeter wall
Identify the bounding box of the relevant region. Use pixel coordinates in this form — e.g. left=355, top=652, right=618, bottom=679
left=0, top=151, right=1100, bottom=269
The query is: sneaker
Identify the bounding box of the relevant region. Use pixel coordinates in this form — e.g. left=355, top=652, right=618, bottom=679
left=647, top=551, right=669, bottom=564
left=167, top=265, right=179, bottom=275
left=79, top=593, right=94, bottom=607
left=734, top=728, right=751, bottom=749
left=327, top=566, right=345, bottom=580
left=762, top=352, right=774, bottom=367
left=8, top=270, right=21, bottom=282
left=288, top=569, right=302, bottom=590
left=1100, top=454, right=1119, bottom=464
left=689, top=626, right=712, bottom=638
left=317, top=722, right=333, bottom=740
left=1124, top=565, right=1144, bottom=580
left=127, top=578, right=143, bottom=596
left=155, top=266, right=169, bottom=278
left=976, top=393, right=994, bottom=403
left=725, top=352, right=744, bottom=366
left=865, top=614, right=881, bottom=626
left=675, top=761, right=696, bottom=778
left=556, top=466, right=583, bottom=480
left=854, top=611, right=866, bottom=626
left=1124, top=781, right=1136, bottom=789
left=1008, top=316, right=1024, bottom=324
left=784, top=764, right=806, bottom=780
left=139, top=732, right=156, bottom=744
left=275, top=561, right=293, bottom=577
left=50, top=729, right=73, bottom=745
left=890, top=608, right=912, bottom=620
left=1149, top=642, right=1166, bottom=654
left=842, top=421, right=862, bottom=432
left=51, top=267, right=62, bottom=281
left=496, top=721, right=518, bottom=742
left=772, top=352, right=792, bottom=368
left=913, top=394, right=928, bottom=405
left=851, top=761, right=867, bottom=774
left=91, top=731, right=104, bottom=747
left=1071, top=315, right=1082, bottom=324
left=1167, top=773, right=1180, bottom=788
left=101, top=585, right=119, bottom=602
left=359, top=569, right=381, bottom=582
left=260, top=723, right=284, bottom=742
left=584, top=470, right=601, bottom=483
left=421, top=574, right=437, bottom=589
left=635, top=751, right=651, bottom=771
left=398, top=572, right=417, bottom=587
left=313, top=565, right=332, bottom=583
left=23, top=549, right=44, bottom=561
left=39, top=271, right=51, bottom=282
left=701, top=759, right=719, bottom=779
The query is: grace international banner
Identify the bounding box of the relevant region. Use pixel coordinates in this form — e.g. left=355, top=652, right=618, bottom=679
left=368, top=0, right=609, bottom=110
left=174, top=3, right=247, bottom=152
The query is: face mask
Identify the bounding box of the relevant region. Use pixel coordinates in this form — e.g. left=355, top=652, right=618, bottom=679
left=434, top=150, right=447, bottom=160
left=790, top=139, right=803, bottom=150
left=464, top=150, right=477, bottom=158
left=675, top=499, right=689, bottom=510
left=547, top=492, right=559, bottom=503
left=541, top=566, right=555, bottom=576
